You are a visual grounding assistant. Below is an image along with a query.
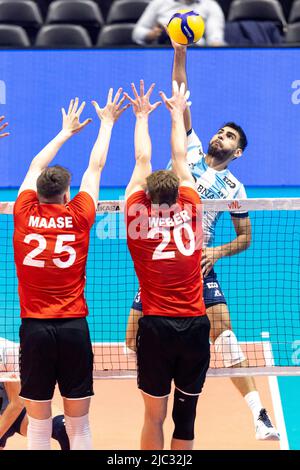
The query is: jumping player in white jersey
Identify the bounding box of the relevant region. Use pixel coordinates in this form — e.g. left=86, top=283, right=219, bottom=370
left=126, top=41, right=280, bottom=441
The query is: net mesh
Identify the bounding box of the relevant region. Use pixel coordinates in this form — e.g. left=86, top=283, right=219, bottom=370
left=0, top=198, right=299, bottom=381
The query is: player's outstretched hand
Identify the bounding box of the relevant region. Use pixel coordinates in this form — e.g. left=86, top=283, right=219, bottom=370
left=61, top=98, right=92, bottom=137
left=0, top=116, right=9, bottom=138
left=92, top=88, right=131, bottom=125
left=123, top=80, right=161, bottom=118
left=160, top=80, right=191, bottom=115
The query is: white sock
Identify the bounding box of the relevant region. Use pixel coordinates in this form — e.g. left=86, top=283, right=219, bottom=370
left=65, top=414, right=92, bottom=450
left=27, top=416, right=52, bottom=450
left=244, top=391, right=263, bottom=421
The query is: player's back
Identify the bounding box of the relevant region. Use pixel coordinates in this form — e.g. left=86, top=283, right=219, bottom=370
left=13, top=190, right=95, bottom=319
left=126, top=186, right=205, bottom=317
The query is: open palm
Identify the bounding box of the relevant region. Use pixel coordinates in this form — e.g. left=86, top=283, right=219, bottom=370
left=160, top=81, right=191, bottom=114
left=92, top=87, right=130, bottom=124
left=124, top=80, right=161, bottom=117
left=62, top=98, right=92, bottom=136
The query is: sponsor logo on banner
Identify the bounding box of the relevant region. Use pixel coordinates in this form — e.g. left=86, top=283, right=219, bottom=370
left=96, top=201, right=122, bottom=213
left=228, top=201, right=242, bottom=210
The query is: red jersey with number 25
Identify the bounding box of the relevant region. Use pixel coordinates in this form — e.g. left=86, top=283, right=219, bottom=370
left=126, top=186, right=205, bottom=317
left=13, top=190, right=95, bottom=319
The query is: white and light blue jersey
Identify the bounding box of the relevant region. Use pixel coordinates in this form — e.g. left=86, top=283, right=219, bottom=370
left=167, top=129, right=248, bottom=247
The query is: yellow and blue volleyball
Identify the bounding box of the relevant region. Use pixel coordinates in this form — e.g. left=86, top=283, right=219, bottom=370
left=167, top=9, right=205, bottom=45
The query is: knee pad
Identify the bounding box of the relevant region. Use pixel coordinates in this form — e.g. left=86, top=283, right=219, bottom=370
left=214, top=330, right=245, bottom=367
left=65, top=413, right=92, bottom=450
left=52, top=415, right=70, bottom=450
left=27, top=416, right=52, bottom=450
left=172, top=389, right=199, bottom=441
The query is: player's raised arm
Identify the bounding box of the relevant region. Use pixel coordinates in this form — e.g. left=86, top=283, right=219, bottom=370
left=124, top=80, right=161, bottom=199
left=160, top=81, right=194, bottom=189
left=80, top=88, right=130, bottom=207
left=18, top=98, right=91, bottom=195
left=171, top=38, right=192, bottom=134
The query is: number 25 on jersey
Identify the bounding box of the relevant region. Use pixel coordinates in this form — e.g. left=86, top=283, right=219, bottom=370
left=23, top=234, right=76, bottom=269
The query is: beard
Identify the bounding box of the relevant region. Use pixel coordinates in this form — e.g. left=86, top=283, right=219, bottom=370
left=207, top=141, right=236, bottom=161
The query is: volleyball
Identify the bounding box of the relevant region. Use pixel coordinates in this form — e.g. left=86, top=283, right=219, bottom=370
left=167, top=9, right=205, bottom=45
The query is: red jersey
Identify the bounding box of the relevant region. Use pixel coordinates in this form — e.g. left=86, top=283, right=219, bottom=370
left=13, top=190, right=95, bottom=319
left=126, top=186, right=205, bottom=317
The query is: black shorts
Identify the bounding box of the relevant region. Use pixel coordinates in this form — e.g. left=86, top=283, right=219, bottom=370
left=132, top=269, right=227, bottom=312
left=0, top=407, right=26, bottom=448
left=19, top=318, right=94, bottom=401
left=137, top=315, right=210, bottom=397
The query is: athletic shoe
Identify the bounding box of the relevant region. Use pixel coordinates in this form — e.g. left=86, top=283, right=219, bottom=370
left=255, top=408, right=280, bottom=441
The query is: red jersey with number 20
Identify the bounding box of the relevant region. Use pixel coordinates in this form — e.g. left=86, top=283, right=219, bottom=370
left=13, top=190, right=95, bottom=319
left=126, top=186, right=205, bottom=317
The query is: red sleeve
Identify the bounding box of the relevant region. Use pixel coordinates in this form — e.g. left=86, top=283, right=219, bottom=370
left=13, top=190, right=38, bottom=219
left=126, top=190, right=147, bottom=210
left=67, top=191, right=96, bottom=230
left=178, top=186, right=201, bottom=206
left=125, top=190, right=148, bottom=230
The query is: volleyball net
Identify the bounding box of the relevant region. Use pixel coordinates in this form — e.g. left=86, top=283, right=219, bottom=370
left=0, top=197, right=299, bottom=381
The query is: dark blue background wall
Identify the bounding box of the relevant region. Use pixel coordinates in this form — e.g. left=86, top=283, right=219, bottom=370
left=0, top=48, right=300, bottom=187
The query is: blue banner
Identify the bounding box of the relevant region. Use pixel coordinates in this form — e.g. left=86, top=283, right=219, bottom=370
left=0, top=48, right=299, bottom=187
